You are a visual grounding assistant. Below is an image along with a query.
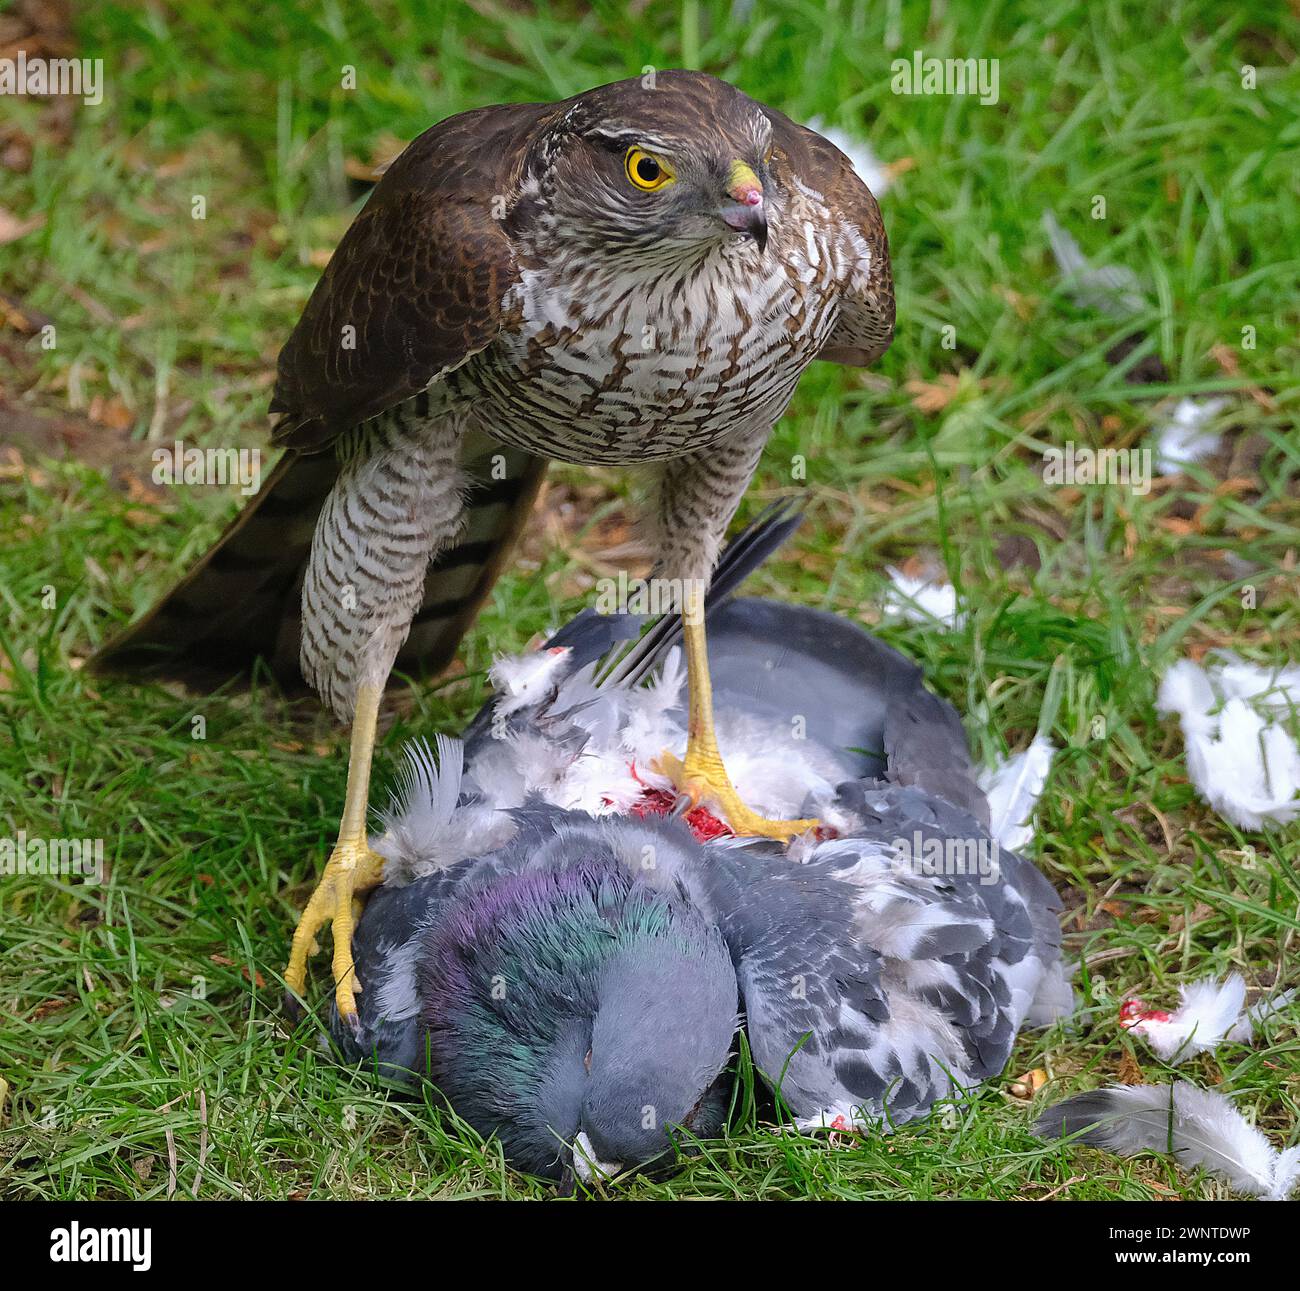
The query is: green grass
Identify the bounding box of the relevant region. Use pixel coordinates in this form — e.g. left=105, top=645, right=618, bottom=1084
left=1, top=0, right=1298, bottom=1199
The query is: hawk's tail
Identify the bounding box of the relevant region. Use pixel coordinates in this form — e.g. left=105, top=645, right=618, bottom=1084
left=90, top=436, right=547, bottom=694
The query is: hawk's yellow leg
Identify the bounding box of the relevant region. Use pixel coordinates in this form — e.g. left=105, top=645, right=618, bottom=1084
left=655, top=614, right=817, bottom=842
left=284, top=681, right=386, bottom=1022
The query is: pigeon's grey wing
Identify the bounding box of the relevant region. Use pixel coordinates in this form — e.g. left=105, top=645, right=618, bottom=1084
left=882, top=687, right=989, bottom=828
left=841, top=782, right=1068, bottom=1029
left=832, top=773, right=1070, bottom=1038
left=702, top=806, right=1066, bottom=1126
left=686, top=598, right=928, bottom=783
left=696, top=598, right=989, bottom=817
left=700, top=843, right=900, bottom=1123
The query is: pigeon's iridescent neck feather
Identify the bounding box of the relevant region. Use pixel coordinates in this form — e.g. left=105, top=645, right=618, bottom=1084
left=413, top=852, right=722, bottom=1174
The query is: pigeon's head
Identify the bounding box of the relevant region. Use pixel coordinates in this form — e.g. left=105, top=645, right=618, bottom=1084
left=418, top=847, right=738, bottom=1183
left=574, top=921, right=739, bottom=1183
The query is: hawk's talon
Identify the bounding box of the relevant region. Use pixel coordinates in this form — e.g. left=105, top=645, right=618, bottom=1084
left=653, top=747, right=818, bottom=843
left=657, top=613, right=820, bottom=843
left=283, top=837, right=385, bottom=1021
left=668, top=791, right=695, bottom=819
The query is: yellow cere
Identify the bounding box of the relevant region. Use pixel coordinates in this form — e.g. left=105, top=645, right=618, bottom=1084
left=727, top=159, right=761, bottom=195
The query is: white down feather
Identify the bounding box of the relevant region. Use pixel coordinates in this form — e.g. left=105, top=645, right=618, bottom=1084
left=1157, top=656, right=1300, bottom=829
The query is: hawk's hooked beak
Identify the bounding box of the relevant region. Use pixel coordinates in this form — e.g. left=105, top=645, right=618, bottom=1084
left=720, top=160, right=768, bottom=252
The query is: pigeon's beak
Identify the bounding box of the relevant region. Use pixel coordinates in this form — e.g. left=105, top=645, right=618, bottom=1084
left=720, top=160, right=768, bottom=253
left=572, top=1131, right=623, bottom=1185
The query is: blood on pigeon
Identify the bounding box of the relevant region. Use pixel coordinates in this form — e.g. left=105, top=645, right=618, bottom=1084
left=628, top=782, right=734, bottom=842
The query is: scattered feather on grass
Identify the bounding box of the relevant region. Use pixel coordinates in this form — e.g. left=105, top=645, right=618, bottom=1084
left=1035, top=1082, right=1300, bottom=1201
left=882, top=567, right=965, bottom=630
left=1157, top=658, right=1300, bottom=829
left=1120, top=973, right=1297, bottom=1062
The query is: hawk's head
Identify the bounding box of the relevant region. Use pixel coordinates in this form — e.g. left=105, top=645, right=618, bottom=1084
left=523, top=70, right=776, bottom=261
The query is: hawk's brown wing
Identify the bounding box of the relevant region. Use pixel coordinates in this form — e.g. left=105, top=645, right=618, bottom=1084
left=270, top=101, right=553, bottom=451
left=93, top=103, right=559, bottom=691
left=765, top=110, right=896, bottom=368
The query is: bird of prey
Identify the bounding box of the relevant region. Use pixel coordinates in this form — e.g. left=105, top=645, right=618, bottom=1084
left=328, top=515, right=1070, bottom=1182
left=92, top=70, right=894, bottom=1025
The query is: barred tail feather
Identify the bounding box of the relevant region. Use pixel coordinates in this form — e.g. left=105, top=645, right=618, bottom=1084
left=91, top=425, right=546, bottom=701
left=89, top=449, right=337, bottom=689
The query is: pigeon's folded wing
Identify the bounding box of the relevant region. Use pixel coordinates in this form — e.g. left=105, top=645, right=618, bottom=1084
left=703, top=800, right=1066, bottom=1129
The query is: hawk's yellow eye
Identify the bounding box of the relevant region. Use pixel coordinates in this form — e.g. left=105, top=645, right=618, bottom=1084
left=625, top=147, right=674, bottom=191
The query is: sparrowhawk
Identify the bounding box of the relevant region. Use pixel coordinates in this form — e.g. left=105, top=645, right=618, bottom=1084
left=95, top=70, right=894, bottom=1023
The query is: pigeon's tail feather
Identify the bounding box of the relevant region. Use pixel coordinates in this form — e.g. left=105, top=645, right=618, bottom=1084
left=599, top=501, right=804, bottom=687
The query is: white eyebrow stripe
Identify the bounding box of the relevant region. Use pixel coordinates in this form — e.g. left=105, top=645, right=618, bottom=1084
left=588, top=129, right=677, bottom=153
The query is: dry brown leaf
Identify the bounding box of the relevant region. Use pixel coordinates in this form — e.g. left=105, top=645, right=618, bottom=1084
left=87, top=394, right=134, bottom=431
left=904, top=373, right=964, bottom=414
left=1209, top=343, right=1241, bottom=377
left=0, top=126, right=33, bottom=174
left=1007, top=1068, right=1049, bottom=1099
left=993, top=283, right=1035, bottom=321
left=1214, top=477, right=1258, bottom=498
left=122, top=472, right=166, bottom=504
left=0, top=206, right=44, bottom=244
left=1116, top=1051, right=1145, bottom=1085
left=344, top=156, right=381, bottom=182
